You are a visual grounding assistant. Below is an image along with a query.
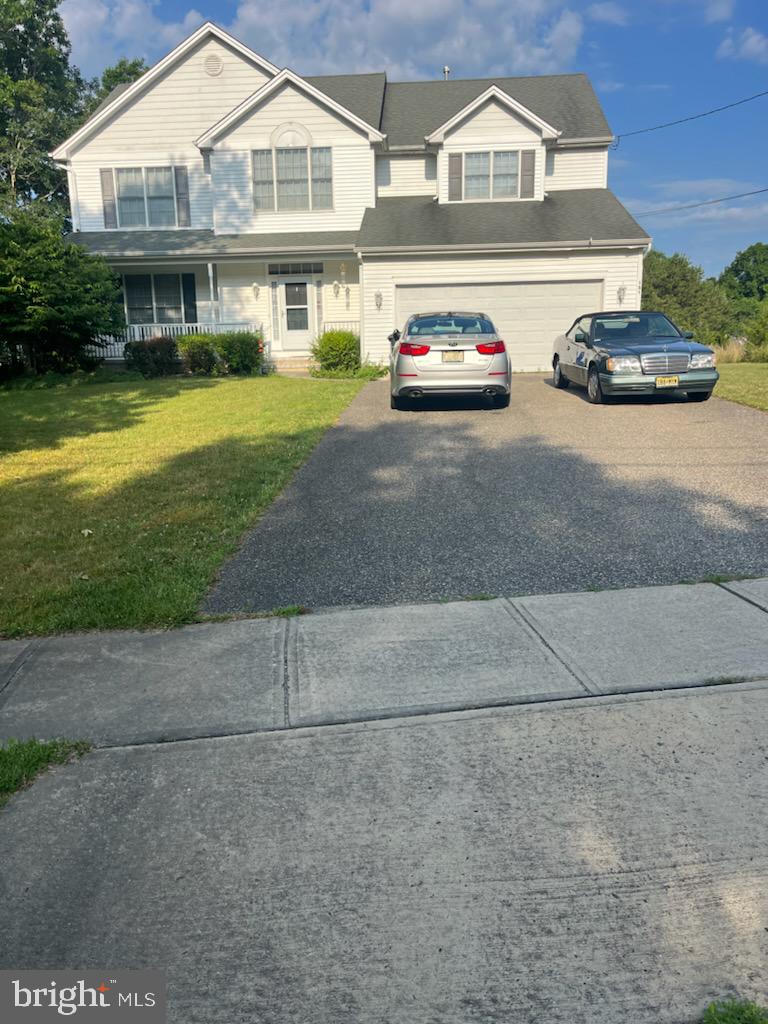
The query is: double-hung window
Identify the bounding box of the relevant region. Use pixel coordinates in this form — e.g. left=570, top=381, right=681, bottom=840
left=100, top=166, right=191, bottom=228
left=448, top=150, right=536, bottom=201
left=251, top=147, right=333, bottom=211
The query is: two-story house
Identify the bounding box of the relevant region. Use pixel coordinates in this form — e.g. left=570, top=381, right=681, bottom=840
left=53, top=21, right=650, bottom=372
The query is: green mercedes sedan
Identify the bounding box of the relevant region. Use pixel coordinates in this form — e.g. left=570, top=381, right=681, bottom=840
left=552, top=311, right=719, bottom=404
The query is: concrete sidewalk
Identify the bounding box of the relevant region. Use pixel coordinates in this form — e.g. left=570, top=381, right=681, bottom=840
left=2, top=577, right=767, bottom=746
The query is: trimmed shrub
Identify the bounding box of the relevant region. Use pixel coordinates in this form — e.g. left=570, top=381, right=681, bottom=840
left=311, top=330, right=360, bottom=373
left=177, top=334, right=220, bottom=375
left=124, top=335, right=178, bottom=377
left=702, top=998, right=768, bottom=1023
left=310, top=363, right=387, bottom=380
left=215, top=331, right=264, bottom=374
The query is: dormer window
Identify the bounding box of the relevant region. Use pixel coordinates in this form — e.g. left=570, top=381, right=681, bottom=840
left=251, top=146, right=333, bottom=212
left=448, top=150, right=536, bottom=202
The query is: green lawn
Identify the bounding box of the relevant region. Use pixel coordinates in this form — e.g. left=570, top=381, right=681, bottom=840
left=0, top=738, right=90, bottom=809
left=716, top=363, right=768, bottom=412
left=0, top=375, right=364, bottom=636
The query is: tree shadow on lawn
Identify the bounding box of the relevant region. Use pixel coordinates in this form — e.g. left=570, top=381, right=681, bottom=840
left=204, top=406, right=768, bottom=612
left=0, top=376, right=221, bottom=455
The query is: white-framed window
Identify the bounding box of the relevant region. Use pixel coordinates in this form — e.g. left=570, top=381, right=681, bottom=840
left=251, top=147, right=333, bottom=211
left=448, top=149, right=536, bottom=201
left=101, top=167, right=191, bottom=228
left=122, top=273, right=197, bottom=325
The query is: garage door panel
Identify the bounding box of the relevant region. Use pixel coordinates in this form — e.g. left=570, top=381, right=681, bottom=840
left=396, top=280, right=603, bottom=372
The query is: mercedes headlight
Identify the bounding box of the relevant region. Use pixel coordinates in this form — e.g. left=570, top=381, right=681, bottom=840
left=690, top=352, right=716, bottom=369
left=605, top=355, right=642, bottom=374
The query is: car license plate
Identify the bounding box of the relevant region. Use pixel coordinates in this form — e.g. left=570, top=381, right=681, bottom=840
left=655, top=375, right=679, bottom=388
left=442, top=351, right=464, bottom=362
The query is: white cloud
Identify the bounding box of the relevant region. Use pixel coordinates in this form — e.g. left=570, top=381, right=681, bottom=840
left=586, top=2, right=628, bottom=26
left=704, top=0, right=734, bottom=23
left=61, top=0, right=586, bottom=79
left=717, top=26, right=768, bottom=64
left=60, top=0, right=202, bottom=75
left=596, top=79, right=624, bottom=92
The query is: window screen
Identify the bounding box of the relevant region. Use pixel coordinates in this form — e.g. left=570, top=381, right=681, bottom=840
left=252, top=150, right=274, bottom=210
left=276, top=148, right=309, bottom=210
left=311, top=148, right=333, bottom=209
left=116, top=169, right=146, bottom=227
left=493, top=152, right=518, bottom=198
left=146, top=167, right=175, bottom=226
left=153, top=274, right=183, bottom=323
left=124, top=274, right=153, bottom=323
left=464, top=152, right=490, bottom=199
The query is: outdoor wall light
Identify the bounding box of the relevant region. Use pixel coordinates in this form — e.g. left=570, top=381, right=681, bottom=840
left=374, top=290, right=383, bottom=310
left=617, top=285, right=627, bottom=305
left=252, top=283, right=260, bottom=300
left=332, top=280, right=341, bottom=297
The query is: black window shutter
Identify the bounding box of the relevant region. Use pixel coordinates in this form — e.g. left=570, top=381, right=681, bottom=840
left=182, top=273, right=197, bottom=323
left=520, top=150, right=536, bottom=198
left=448, top=153, right=463, bottom=201
left=100, top=169, right=117, bottom=228
left=174, top=166, right=191, bottom=226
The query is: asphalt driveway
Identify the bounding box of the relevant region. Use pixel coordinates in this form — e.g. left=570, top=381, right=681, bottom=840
left=204, top=376, right=768, bottom=613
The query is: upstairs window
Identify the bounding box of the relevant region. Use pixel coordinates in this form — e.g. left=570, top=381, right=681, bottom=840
left=251, top=147, right=333, bottom=212
left=100, top=166, right=191, bottom=228
left=448, top=150, right=536, bottom=201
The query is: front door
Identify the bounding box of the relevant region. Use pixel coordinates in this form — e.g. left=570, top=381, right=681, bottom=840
left=282, top=280, right=313, bottom=351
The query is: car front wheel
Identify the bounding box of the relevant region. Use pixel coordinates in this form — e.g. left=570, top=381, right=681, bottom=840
left=587, top=366, right=606, bottom=405
left=553, top=358, right=569, bottom=389
left=687, top=391, right=712, bottom=402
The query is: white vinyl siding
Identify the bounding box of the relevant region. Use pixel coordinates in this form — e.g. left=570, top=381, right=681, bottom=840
left=375, top=154, right=437, bottom=198
left=545, top=148, right=609, bottom=190
left=211, top=83, right=373, bottom=233
left=360, top=248, right=646, bottom=367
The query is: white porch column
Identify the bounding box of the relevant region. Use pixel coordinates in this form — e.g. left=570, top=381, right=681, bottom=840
left=207, top=261, right=219, bottom=322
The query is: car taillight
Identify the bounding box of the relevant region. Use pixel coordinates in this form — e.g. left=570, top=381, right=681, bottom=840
left=400, top=341, right=431, bottom=356
left=476, top=340, right=506, bottom=355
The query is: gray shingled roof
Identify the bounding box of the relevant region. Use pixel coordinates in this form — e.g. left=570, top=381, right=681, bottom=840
left=305, top=73, right=387, bottom=134
left=357, top=191, right=649, bottom=251
left=380, top=74, right=611, bottom=147
left=67, top=229, right=358, bottom=257
left=87, top=81, right=133, bottom=121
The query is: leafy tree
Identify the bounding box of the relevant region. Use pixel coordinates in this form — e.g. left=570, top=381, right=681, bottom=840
left=85, top=57, right=149, bottom=116
left=0, top=0, right=88, bottom=208
left=744, top=299, right=768, bottom=359
left=642, top=249, right=736, bottom=346
left=0, top=208, right=124, bottom=373
left=720, top=242, right=768, bottom=302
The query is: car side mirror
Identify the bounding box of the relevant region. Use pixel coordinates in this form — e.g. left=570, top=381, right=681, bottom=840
left=683, top=330, right=694, bottom=339
left=388, top=329, right=401, bottom=345
left=575, top=331, right=588, bottom=344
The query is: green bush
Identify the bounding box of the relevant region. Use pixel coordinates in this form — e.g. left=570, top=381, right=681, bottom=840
left=311, top=330, right=360, bottom=373
left=215, top=331, right=264, bottom=374
left=124, top=335, right=178, bottom=377
left=177, top=334, right=220, bottom=375
left=702, top=998, right=768, bottom=1023
left=744, top=300, right=768, bottom=362
left=310, top=363, right=387, bottom=380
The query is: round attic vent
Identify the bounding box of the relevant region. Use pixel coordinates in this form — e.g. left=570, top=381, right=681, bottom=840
left=203, top=53, right=224, bottom=77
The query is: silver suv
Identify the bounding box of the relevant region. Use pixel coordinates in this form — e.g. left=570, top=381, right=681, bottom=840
left=389, top=312, right=511, bottom=410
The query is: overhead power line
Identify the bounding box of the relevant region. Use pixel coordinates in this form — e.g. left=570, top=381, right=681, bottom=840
left=614, top=87, right=768, bottom=145
left=636, top=187, right=768, bottom=217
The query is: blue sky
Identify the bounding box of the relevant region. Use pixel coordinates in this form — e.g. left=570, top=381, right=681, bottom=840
left=59, top=0, right=768, bottom=277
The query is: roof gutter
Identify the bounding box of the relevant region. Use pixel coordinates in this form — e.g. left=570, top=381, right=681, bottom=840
left=355, top=238, right=651, bottom=256
left=554, top=136, right=614, bottom=147
left=77, top=243, right=358, bottom=260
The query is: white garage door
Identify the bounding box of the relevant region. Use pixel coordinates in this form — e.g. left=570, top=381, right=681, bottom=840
left=396, top=280, right=604, bottom=372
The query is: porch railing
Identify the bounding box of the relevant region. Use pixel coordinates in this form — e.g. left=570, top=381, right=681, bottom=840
left=321, top=320, right=361, bottom=335
left=94, top=322, right=263, bottom=361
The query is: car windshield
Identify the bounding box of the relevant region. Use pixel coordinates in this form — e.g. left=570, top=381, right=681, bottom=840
left=407, top=315, right=495, bottom=336
left=592, top=313, right=681, bottom=343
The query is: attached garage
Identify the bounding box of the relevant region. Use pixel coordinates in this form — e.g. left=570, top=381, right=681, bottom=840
left=395, top=279, right=604, bottom=372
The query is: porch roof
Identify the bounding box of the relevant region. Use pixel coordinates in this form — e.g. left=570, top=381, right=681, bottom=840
left=66, top=229, right=358, bottom=259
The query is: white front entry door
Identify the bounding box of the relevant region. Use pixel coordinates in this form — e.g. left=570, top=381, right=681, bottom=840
left=281, top=280, right=314, bottom=352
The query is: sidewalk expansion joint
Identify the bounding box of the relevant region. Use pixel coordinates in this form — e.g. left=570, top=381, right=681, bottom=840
left=0, top=638, right=42, bottom=704
left=281, top=617, right=294, bottom=729
left=717, top=581, right=768, bottom=616
left=500, top=598, right=598, bottom=695
left=86, top=677, right=768, bottom=753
